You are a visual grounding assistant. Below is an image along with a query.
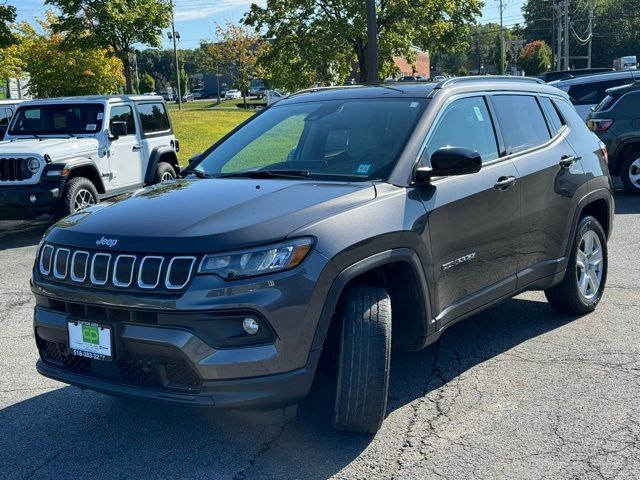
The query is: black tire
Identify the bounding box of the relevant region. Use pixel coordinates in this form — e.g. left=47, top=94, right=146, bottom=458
left=333, top=286, right=392, bottom=434
left=619, top=153, right=640, bottom=195
left=154, top=162, right=176, bottom=184
left=53, top=177, right=98, bottom=219
left=545, top=215, right=607, bottom=314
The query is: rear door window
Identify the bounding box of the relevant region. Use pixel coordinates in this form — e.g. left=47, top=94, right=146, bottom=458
left=0, top=108, right=12, bottom=127
left=491, top=95, right=551, bottom=155
left=426, top=96, right=499, bottom=163
left=138, top=102, right=170, bottom=133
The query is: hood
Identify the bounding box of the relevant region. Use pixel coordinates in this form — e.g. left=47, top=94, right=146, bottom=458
left=45, top=178, right=377, bottom=253
left=0, top=137, right=99, bottom=159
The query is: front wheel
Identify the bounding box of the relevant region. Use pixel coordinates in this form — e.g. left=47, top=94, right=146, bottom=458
left=545, top=215, right=607, bottom=314
left=619, top=154, right=640, bottom=195
left=154, top=162, right=176, bottom=184
left=333, top=286, right=392, bottom=434
left=53, top=177, right=98, bottom=219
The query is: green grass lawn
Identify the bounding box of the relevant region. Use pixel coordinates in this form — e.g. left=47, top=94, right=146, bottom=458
left=167, top=102, right=254, bottom=165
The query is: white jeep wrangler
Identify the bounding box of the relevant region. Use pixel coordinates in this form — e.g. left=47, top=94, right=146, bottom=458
left=0, top=95, right=180, bottom=219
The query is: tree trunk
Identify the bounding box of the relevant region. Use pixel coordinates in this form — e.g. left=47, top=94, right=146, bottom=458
left=122, top=49, right=133, bottom=94
left=355, top=40, right=367, bottom=82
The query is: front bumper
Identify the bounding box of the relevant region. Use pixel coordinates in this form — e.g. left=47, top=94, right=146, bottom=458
left=0, top=182, right=63, bottom=219
left=32, top=249, right=338, bottom=410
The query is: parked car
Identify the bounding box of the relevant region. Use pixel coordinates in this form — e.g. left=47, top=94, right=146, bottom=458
left=0, top=95, right=180, bottom=219
left=550, top=70, right=638, bottom=120
left=191, top=88, right=204, bottom=99
left=265, top=89, right=285, bottom=105
left=225, top=89, right=242, bottom=99
left=160, top=89, right=174, bottom=101
left=0, top=99, right=24, bottom=140
left=544, top=68, right=614, bottom=83
left=587, top=81, right=640, bottom=194
left=32, top=78, right=612, bottom=434
left=181, top=93, right=194, bottom=103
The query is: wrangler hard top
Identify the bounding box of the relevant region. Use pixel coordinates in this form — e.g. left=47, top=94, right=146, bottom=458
left=0, top=94, right=179, bottom=219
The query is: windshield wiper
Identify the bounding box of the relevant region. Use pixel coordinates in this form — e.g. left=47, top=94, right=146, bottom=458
left=215, top=169, right=311, bottom=179
left=182, top=168, right=215, bottom=179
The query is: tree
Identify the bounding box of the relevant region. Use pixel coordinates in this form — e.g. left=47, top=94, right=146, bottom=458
left=493, top=28, right=513, bottom=74
left=0, top=4, right=16, bottom=49
left=45, top=0, right=171, bottom=93
left=17, top=14, right=124, bottom=97
left=518, top=40, right=552, bottom=75
left=207, top=23, right=265, bottom=106
left=139, top=73, right=155, bottom=93
left=244, top=0, right=482, bottom=84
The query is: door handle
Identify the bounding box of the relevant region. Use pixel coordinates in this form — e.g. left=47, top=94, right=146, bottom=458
left=559, top=155, right=581, bottom=167
left=132, top=145, right=142, bottom=152
left=494, top=176, right=517, bottom=190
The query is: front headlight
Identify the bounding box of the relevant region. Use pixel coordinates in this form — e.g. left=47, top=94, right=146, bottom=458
left=198, top=238, right=313, bottom=280
left=26, top=157, right=40, bottom=173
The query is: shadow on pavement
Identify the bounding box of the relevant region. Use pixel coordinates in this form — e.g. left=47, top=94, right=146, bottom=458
left=0, top=217, right=53, bottom=250
left=614, top=192, right=640, bottom=215
left=0, top=296, right=578, bottom=479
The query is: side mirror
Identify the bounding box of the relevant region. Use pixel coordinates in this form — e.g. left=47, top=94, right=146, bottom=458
left=110, top=121, right=128, bottom=140
left=414, top=147, right=482, bottom=183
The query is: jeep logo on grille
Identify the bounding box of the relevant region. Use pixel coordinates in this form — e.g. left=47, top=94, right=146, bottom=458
left=96, top=236, right=118, bottom=248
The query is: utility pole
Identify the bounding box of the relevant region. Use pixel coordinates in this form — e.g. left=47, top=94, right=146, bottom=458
left=563, top=0, right=569, bottom=70
left=365, top=0, right=378, bottom=82
left=556, top=3, right=562, bottom=70
left=587, top=0, right=594, bottom=68
left=499, top=0, right=505, bottom=75
left=169, top=0, right=182, bottom=110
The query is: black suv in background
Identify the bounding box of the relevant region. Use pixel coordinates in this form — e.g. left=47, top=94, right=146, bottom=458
left=587, top=81, right=640, bottom=194
left=32, top=78, right=613, bottom=434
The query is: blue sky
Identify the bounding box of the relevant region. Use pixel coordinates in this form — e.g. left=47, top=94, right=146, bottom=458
left=10, top=0, right=526, bottom=50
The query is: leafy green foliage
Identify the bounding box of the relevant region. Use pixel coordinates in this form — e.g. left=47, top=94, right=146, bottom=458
left=16, top=14, right=124, bottom=97
left=518, top=40, right=552, bottom=76
left=201, top=23, right=265, bottom=106
left=139, top=73, right=156, bottom=93
left=243, top=0, right=482, bottom=87
left=45, top=0, right=171, bottom=93
left=0, top=4, right=16, bottom=49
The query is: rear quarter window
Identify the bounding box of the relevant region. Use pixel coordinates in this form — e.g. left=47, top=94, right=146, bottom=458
left=491, top=95, right=551, bottom=155
left=138, top=102, right=170, bottom=133
left=540, top=96, right=566, bottom=134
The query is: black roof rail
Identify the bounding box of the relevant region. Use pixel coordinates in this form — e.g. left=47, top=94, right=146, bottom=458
left=434, top=75, right=546, bottom=90
left=288, top=84, right=363, bottom=98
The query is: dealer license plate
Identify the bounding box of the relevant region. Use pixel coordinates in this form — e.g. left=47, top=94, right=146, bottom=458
left=67, top=321, right=113, bottom=361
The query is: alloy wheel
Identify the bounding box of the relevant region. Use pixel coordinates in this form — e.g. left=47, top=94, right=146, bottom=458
left=576, top=229, right=603, bottom=300
left=161, top=171, right=174, bottom=182
left=629, top=157, right=640, bottom=189
left=73, top=189, right=96, bottom=211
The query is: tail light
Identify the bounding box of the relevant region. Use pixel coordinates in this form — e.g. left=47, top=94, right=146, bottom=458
left=588, top=119, right=614, bottom=132
left=599, top=141, right=608, bottom=162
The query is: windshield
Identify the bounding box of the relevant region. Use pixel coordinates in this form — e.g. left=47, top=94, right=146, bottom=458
left=192, top=98, right=428, bottom=181
left=8, top=103, right=104, bottom=135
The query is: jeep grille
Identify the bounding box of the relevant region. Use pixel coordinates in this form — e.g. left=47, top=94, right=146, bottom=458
left=38, top=244, right=198, bottom=292
left=0, top=157, right=29, bottom=181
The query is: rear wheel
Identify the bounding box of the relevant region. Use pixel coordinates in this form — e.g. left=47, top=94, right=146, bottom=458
left=154, top=162, right=176, bottom=183
left=620, top=154, right=640, bottom=195
left=53, top=177, right=98, bottom=219
left=545, top=215, right=607, bottom=314
left=333, top=286, right=392, bottom=434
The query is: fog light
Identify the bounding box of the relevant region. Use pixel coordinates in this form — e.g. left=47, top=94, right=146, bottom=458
left=242, top=317, right=260, bottom=335
left=29, top=194, right=37, bottom=203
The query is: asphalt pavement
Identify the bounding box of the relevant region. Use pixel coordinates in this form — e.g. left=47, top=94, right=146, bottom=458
left=1, top=191, right=639, bottom=480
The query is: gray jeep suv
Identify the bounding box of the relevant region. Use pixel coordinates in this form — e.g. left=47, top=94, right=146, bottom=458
left=32, top=78, right=613, bottom=434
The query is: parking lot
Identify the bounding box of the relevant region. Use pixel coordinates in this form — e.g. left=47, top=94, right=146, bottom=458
left=0, top=189, right=638, bottom=480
